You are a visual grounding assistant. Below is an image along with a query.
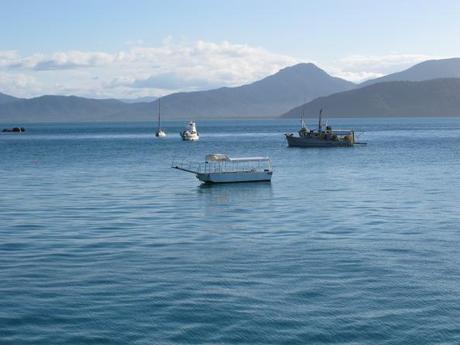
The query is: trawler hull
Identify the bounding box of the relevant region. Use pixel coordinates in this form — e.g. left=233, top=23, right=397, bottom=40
left=197, top=171, right=272, bottom=183
left=285, top=134, right=353, bottom=148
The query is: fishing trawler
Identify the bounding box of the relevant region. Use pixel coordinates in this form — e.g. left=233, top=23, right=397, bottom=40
left=172, top=154, right=272, bottom=183
left=285, top=109, right=359, bottom=147
left=155, top=98, right=166, bottom=138
left=180, top=121, right=199, bottom=141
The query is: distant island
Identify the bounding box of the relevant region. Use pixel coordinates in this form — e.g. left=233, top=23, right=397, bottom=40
left=2, top=58, right=460, bottom=122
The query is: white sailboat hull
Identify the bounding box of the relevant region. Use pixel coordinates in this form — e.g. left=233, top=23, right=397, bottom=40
left=155, top=130, right=166, bottom=138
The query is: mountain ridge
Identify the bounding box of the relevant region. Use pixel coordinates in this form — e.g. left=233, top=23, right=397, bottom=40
left=360, top=58, right=460, bottom=87
left=133, top=63, right=355, bottom=119
left=0, top=92, right=21, bottom=105
left=281, top=78, right=460, bottom=118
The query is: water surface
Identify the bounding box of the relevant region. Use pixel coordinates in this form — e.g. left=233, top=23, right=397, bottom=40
left=1, top=118, right=460, bottom=344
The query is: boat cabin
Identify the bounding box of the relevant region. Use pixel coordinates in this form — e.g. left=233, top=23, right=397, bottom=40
left=172, top=154, right=272, bottom=183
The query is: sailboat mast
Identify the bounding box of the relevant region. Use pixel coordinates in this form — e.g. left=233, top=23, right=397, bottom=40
left=318, top=108, right=323, bottom=132
left=300, top=108, right=304, bottom=128
left=300, top=96, right=306, bottom=128
left=157, top=98, right=161, bottom=129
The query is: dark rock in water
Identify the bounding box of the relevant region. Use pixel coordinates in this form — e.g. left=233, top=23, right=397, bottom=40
left=2, top=127, right=25, bottom=133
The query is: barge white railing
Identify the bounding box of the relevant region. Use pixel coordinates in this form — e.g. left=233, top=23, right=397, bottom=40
left=172, top=156, right=272, bottom=175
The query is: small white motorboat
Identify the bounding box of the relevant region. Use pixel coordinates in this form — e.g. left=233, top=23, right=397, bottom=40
left=155, top=98, right=167, bottom=138
left=180, top=121, right=199, bottom=141
left=172, top=154, right=273, bottom=183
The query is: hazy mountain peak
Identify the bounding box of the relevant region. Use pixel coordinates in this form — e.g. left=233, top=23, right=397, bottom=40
left=275, top=63, right=328, bottom=77
left=362, top=57, right=460, bottom=86
left=414, top=57, right=460, bottom=68
left=0, top=92, right=20, bottom=105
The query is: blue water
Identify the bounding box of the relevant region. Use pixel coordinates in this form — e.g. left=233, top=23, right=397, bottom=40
left=1, top=118, right=460, bottom=344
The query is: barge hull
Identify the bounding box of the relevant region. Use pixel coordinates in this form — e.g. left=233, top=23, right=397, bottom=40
left=197, top=171, right=272, bottom=183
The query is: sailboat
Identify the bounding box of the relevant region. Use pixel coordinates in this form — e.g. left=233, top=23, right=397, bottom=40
left=155, top=98, right=166, bottom=138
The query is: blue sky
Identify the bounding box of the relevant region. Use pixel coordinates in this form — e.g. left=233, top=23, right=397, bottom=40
left=1, top=0, right=460, bottom=98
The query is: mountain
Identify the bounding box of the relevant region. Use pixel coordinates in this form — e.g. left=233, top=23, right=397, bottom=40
left=281, top=78, right=460, bottom=118
left=6, top=59, right=460, bottom=123
left=0, top=92, right=21, bottom=105
left=0, top=63, right=355, bottom=122
left=136, top=63, right=355, bottom=119
left=0, top=95, right=138, bottom=122
left=361, top=58, right=460, bottom=87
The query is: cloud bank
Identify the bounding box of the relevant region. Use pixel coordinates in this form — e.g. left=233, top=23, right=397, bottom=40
left=0, top=40, right=299, bottom=98
left=0, top=40, right=441, bottom=99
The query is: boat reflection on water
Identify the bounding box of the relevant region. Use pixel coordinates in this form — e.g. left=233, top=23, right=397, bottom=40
left=197, top=181, right=273, bottom=210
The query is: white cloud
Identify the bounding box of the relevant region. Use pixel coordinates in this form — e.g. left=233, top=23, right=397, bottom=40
left=111, top=40, right=299, bottom=88
left=0, top=42, right=446, bottom=97
left=0, top=50, right=20, bottom=67
left=8, top=51, right=115, bottom=70
left=0, top=40, right=299, bottom=97
left=332, top=70, right=385, bottom=82
left=0, top=73, right=41, bottom=97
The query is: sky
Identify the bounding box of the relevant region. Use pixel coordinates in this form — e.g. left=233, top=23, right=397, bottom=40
left=1, top=0, right=460, bottom=98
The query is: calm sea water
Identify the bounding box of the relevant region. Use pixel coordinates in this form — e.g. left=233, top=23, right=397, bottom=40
left=1, top=118, right=460, bottom=344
